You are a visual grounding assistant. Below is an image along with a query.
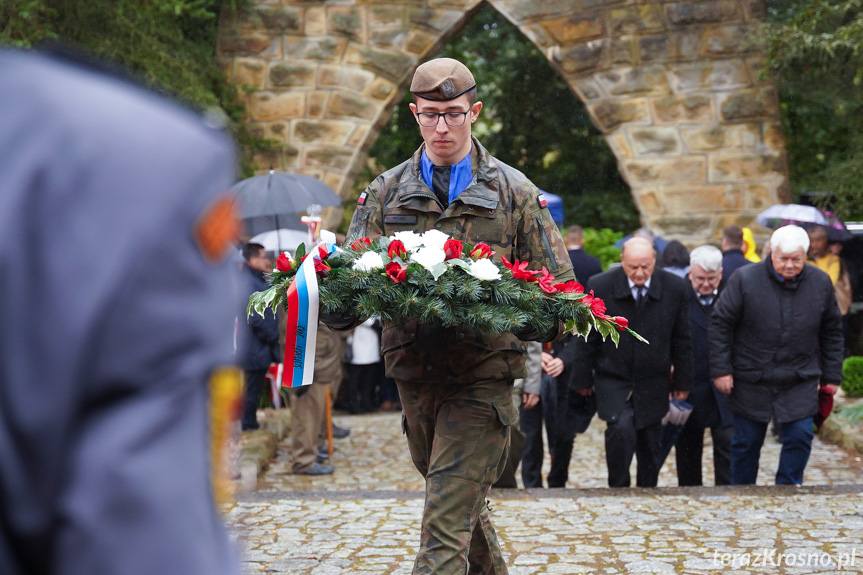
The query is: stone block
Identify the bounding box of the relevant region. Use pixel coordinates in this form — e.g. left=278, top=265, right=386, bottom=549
left=305, top=147, right=355, bottom=170
left=284, top=36, right=346, bottom=61
left=635, top=189, right=662, bottom=213
left=763, top=121, right=786, bottom=150
left=291, top=120, right=354, bottom=146
left=370, top=4, right=405, bottom=27
left=609, top=38, right=636, bottom=66
left=304, top=7, right=327, bottom=36
left=218, top=31, right=276, bottom=57
left=639, top=36, right=668, bottom=62
left=306, top=91, right=329, bottom=118
left=407, top=7, right=463, bottom=33
left=255, top=6, right=301, bottom=32
left=623, top=156, right=707, bottom=184
left=681, top=123, right=760, bottom=151
left=666, top=1, right=741, bottom=27
left=708, top=151, right=786, bottom=182
left=718, top=88, right=778, bottom=121
left=541, top=14, right=604, bottom=44
left=555, top=40, right=607, bottom=75
left=667, top=60, right=751, bottom=93
left=369, top=28, right=409, bottom=50
left=232, top=58, right=267, bottom=90
left=587, top=98, right=651, bottom=132
left=328, top=6, right=364, bottom=41
left=741, top=0, right=768, bottom=21
left=367, top=77, right=396, bottom=101
left=268, top=62, right=316, bottom=89
left=327, top=91, right=380, bottom=121
left=344, top=43, right=415, bottom=83
left=492, top=0, right=583, bottom=22
left=571, top=77, right=605, bottom=101
left=739, top=183, right=777, bottom=211
left=628, top=127, right=683, bottom=156
left=317, top=64, right=374, bottom=93
left=268, top=122, right=287, bottom=138
left=346, top=124, right=370, bottom=149
left=667, top=29, right=705, bottom=62
left=605, top=131, right=634, bottom=161
left=652, top=94, right=713, bottom=124
left=652, top=215, right=714, bottom=236
left=280, top=145, right=301, bottom=169
left=597, top=66, right=669, bottom=97
left=519, top=23, right=555, bottom=51
left=660, top=184, right=744, bottom=213
left=404, top=29, right=437, bottom=55
left=249, top=91, right=306, bottom=122
left=703, top=24, right=760, bottom=57
left=608, top=5, right=665, bottom=35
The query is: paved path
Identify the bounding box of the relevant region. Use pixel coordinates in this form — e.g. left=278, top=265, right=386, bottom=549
left=226, top=411, right=863, bottom=574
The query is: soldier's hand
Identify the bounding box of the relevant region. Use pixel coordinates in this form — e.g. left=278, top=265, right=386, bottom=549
left=714, top=374, right=734, bottom=394
left=320, top=309, right=357, bottom=330
left=514, top=321, right=558, bottom=343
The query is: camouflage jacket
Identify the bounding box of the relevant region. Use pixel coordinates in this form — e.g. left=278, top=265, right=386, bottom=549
left=347, top=137, right=574, bottom=384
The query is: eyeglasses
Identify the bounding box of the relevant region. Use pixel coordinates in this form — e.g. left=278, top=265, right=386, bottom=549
left=415, top=110, right=471, bottom=127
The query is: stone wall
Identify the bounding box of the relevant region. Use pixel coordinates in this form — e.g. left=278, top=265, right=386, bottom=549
left=218, top=0, right=787, bottom=244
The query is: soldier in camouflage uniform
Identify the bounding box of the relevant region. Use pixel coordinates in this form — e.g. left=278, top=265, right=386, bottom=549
left=340, top=58, right=574, bottom=575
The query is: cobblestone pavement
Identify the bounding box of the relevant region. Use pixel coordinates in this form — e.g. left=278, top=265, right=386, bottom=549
left=226, top=411, right=863, bottom=574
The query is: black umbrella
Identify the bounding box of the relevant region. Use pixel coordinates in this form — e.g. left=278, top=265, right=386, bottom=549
left=232, top=170, right=342, bottom=237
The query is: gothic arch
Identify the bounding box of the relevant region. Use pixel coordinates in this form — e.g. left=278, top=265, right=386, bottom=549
left=218, top=0, right=787, bottom=243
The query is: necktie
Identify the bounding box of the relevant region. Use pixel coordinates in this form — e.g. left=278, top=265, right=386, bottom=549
left=635, top=286, right=646, bottom=310
left=431, top=165, right=450, bottom=208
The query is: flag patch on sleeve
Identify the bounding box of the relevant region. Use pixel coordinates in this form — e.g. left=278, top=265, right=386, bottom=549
left=358, top=191, right=368, bottom=205
left=537, top=194, right=548, bottom=209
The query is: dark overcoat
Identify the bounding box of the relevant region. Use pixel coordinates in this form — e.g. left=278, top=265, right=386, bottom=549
left=571, top=267, right=694, bottom=429
left=686, top=292, right=732, bottom=429
left=709, top=258, right=844, bottom=423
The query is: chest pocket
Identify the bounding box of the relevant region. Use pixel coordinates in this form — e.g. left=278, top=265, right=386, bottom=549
left=450, top=204, right=505, bottom=245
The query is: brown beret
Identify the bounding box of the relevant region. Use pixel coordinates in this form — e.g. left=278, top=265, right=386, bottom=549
left=410, top=58, right=476, bottom=101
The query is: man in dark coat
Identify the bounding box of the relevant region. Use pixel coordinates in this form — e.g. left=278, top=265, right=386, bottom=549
left=721, top=225, right=752, bottom=282
left=710, top=225, right=843, bottom=485
left=0, top=48, right=240, bottom=575
left=565, top=225, right=602, bottom=283
left=674, top=246, right=734, bottom=486
left=572, top=237, right=693, bottom=487
left=239, top=242, right=280, bottom=431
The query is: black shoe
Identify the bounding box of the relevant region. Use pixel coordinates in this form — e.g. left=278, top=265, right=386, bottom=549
left=295, top=463, right=334, bottom=475
left=316, top=446, right=333, bottom=463
left=332, top=424, right=350, bottom=439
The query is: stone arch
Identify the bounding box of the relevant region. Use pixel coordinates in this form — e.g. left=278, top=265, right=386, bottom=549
left=218, top=0, right=788, bottom=243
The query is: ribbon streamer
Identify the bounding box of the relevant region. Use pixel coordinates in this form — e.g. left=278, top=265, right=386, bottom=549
left=282, top=240, right=337, bottom=388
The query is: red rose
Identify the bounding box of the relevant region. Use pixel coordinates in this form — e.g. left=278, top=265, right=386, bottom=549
left=351, top=237, right=372, bottom=251
left=538, top=267, right=557, bottom=293
left=612, top=316, right=629, bottom=330
left=501, top=256, right=541, bottom=282
left=470, top=243, right=494, bottom=260
left=388, top=240, right=407, bottom=260
left=276, top=253, right=294, bottom=272
left=313, top=258, right=330, bottom=275
left=553, top=281, right=584, bottom=294
left=443, top=238, right=464, bottom=260
left=385, top=261, right=407, bottom=283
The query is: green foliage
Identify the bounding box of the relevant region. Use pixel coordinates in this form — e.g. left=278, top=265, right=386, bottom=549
left=833, top=402, right=863, bottom=423
left=582, top=228, right=623, bottom=271
left=0, top=0, right=267, bottom=178
left=841, top=356, right=863, bottom=397
left=763, top=0, right=863, bottom=219
left=352, top=4, right=639, bottom=233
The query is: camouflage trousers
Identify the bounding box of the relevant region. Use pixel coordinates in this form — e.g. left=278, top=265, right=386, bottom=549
left=397, top=377, right=517, bottom=575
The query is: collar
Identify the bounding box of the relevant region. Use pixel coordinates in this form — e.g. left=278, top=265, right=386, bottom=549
left=628, top=277, right=651, bottom=291
left=420, top=149, right=473, bottom=203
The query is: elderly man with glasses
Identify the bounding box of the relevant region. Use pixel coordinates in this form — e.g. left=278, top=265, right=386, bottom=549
left=335, top=58, right=574, bottom=575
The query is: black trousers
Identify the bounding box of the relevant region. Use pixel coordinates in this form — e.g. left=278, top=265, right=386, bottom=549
left=675, top=420, right=734, bottom=486
left=242, top=369, right=268, bottom=431
left=519, top=374, right=558, bottom=488
left=605, top=403, right=662, bottom=487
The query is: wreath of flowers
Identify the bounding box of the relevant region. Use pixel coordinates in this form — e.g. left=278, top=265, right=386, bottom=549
left=248, top=229, right=646, bottom=345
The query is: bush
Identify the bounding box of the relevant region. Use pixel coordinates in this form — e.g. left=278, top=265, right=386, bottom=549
left=841, top=356, right=863, bottom=397
left=583, top=227, right=623, bottom=271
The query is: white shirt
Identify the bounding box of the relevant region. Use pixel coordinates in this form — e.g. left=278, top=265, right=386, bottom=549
left=350, top=318, right=381, bottom=365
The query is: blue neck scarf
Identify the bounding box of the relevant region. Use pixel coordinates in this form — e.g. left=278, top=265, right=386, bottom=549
left=420, top=150, right=473, bottom=204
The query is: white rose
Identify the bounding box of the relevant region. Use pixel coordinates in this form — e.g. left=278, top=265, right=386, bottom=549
left=420, top=229, right=450, bottom=250
left=411, top=246, right=446, bottom=270
left=467, top=258, right=502, bottom=281
left=392, top=231, right=424, bottom=252
left=353, top=250, right=385, bottom=271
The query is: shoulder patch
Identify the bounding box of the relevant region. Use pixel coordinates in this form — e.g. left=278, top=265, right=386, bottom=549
left=537, top=194, right=548, bottom=210
left=358, top=191, right=368, bottom=205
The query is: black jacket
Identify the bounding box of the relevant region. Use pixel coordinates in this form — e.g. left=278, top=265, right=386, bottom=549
left=721, top=248, right=751, bottom=283
left=568, top=248, right=602, bottom=285
left=709, top=258, right=844, bottom=423
left=686, top=290, right=732, bottom=429
left=571, top=267, right=694, bottom=429
left=239, top=265, right=280, bottom=371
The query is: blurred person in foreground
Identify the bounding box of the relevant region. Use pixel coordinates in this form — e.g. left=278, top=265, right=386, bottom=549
left=571, top=237, right=693, bottom=488
left=0, top=48, right=241, bottom=575
left=710, top=225, right=843, bottom=485
left=674, top=246, right=733, bottom=486
left=341, top=57, right=574, bottom=574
